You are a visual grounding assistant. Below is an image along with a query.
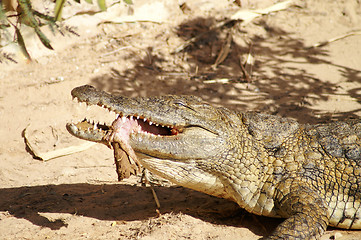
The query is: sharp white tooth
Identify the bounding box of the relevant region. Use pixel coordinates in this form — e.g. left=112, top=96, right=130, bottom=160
left=149, top=121, right=153, bottom=125
left=144, top=118, right=147, bottom=122
left=94, top=123, right=98, bottom=130
left=122, top=117, right=126, bottom=122
left=116, top=114, right=119, bottom=118
left=155, top=123, right=159, bottom=126
left=130, top=116, right=134, bottom=120
left=137, top=116, right=140, bottom=119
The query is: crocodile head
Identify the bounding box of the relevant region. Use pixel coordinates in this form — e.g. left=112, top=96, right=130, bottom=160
left=67, top=85, right=237, bottom=199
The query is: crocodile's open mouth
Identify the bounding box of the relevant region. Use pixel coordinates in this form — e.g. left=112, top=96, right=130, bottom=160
left=67, top=85, right=224, bottom=163
left=66, top=99, right=187, bottom=181
left=67, top=111, right=182, bottom=145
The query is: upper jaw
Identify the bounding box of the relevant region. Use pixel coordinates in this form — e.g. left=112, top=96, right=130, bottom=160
left=70, top=85, right=225, bottom=134
left=70, top=85, right=187, bottom=130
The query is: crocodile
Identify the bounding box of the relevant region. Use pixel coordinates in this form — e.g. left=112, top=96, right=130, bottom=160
left=67, top=85, right=361, bottom=240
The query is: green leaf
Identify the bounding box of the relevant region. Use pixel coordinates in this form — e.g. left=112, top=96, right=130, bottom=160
left=0, top=3, right=6, bottom=21
left=15, top=27, right=32, bottom=61
left=97, top=0, right=107, bottom=11
left=34, top=27, right=54, bottom=50
left=33, top=10, right=56, bottom=22
left=18, top=0, right=39, bottom=27
left=123, top=0, right=133, bottom=5
left=54, top=0, right=66, bottom=21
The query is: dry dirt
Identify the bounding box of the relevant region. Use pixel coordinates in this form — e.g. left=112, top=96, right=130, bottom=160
left=1, top=0, right=361, bottom=239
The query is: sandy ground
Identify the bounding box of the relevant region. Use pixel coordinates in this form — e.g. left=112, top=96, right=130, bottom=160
left=1, top=0, right=361, bottom=239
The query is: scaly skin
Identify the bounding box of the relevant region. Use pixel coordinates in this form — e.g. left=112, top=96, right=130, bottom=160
left=67, top=85, right=361, bottom=240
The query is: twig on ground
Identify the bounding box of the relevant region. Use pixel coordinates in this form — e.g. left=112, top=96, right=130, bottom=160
left=231, top=0, right=295, bottom=25
left=142, top=169, right=161, bottom=210
left=203, top=78, right=231, bottom=84
left=306, top=30, right=361, bottom=49
left=212, top=30, right=233, bottom=70
left=24, top=125, right=96, bottom=161
left=240, top=43, right=254, bottom=83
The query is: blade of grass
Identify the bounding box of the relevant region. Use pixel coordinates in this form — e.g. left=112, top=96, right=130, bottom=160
left=34, top=26, right=54, bottom=50
left=97, top=0, right=107, bottom=11
left=18, top=0, right=54, bottom=49
left=54, top=0, right=66, bottom=21
left=15, top=27, right=32, bottom=61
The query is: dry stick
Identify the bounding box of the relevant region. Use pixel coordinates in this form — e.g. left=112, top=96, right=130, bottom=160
left=239, top=60, right=251, bottom=83
left=240, top=43, right=254, bottom=83
left=142, top=169, right=161, bottom=210
left=112, top=141, right=161, bottom=210
left=306, top=30, right=361, bottom=49
left=231, top=0, right=295, bottom=25
left=211, top=30, right=233, bottom=70
left=203, top=78, right=231, bottom=84
left=24, top=125, right=96, bottom=161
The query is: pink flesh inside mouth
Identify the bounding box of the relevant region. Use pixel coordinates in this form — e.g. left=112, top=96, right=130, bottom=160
left=103, top=116, right=179, bottom=161
left=106, top=116, right=178, bottom=145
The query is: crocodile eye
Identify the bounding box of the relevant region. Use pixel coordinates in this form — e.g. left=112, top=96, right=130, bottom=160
left=173, top=100, right=196, bottom=112
left=173, top=101, right=187, bottom=107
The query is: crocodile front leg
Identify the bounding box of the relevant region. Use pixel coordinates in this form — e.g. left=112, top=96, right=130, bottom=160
left=268, top=180, right=329, bottom=240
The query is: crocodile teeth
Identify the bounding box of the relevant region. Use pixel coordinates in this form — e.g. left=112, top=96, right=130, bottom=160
left=143, top=118, right=147, bottom=122
left=130, top=116, right=134, bottom=120
left=149, top=121, right=153, bottom=125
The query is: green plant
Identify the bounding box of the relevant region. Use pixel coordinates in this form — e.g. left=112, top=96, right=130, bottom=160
left=0, top=0, right=110, bottom=62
